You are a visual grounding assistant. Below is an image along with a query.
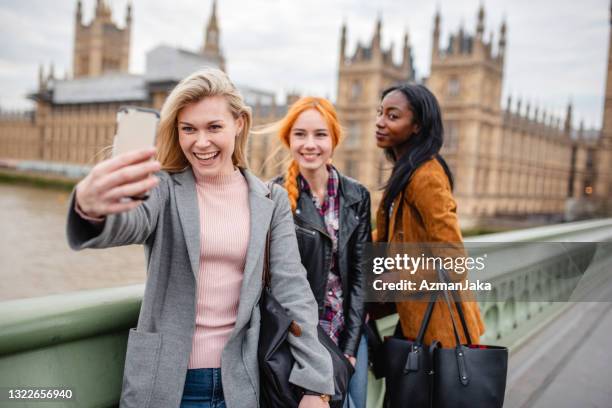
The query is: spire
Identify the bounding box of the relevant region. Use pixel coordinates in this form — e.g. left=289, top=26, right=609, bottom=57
left=402, top=30, right=411, bottom=68
left=126, top=0, right=132, bottom=26
left=526, top=101, right=531, bottom=119
left=76, top=0, right=82, bottom=24
left=48, top=62, right=55, bottom=81
left=565, top=101, right=573, bottom=133
left=432, top=9, right=441, bottom=59
left=372, top=14, right=382, bottom=52
left=38, top=64, right=45, bottom=90
left=506, top=94, right=512, bottom=112
left=476, top=4, right=485, bottom=38
left=202, top=0, right=222, bottom=60
left=516, top=97, right=522, bottom=115
left=209, top=0, right=218, bottom=30
left=340, top=21, right=347, bottom=63
left=498, top=19, right=507, bottom=60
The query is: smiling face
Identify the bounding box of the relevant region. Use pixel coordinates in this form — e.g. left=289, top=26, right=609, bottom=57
left=375, top=90, right=420, bottom=158
left=177, top=95, right=243, bottom=178
left=289, top=109, right=334, bottom=173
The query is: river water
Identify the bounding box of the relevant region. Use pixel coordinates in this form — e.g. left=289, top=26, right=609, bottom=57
left=0, top=183, right=146, bottom=301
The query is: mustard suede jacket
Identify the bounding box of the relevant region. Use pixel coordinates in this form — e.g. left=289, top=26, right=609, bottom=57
left=375, top=158, right=486, bottom=347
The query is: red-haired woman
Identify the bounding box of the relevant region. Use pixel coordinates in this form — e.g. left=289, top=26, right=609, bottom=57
left=271, top=97, right=372, bottom=408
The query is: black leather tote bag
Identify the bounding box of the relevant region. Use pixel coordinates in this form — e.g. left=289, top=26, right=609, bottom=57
left=432, top=282, right=508, bottom=408
left=382, top=267, right=508, bottom=408
left=258, top=185, right=354, bottom=408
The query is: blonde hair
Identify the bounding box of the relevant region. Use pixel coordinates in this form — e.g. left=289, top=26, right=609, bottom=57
left=156, top=67, right=253, bottom=172
left=276, top=97, right=343, bottom=211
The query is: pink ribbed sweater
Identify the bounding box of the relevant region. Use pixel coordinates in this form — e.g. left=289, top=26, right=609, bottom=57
left=188, top=169, right=250, bottom=368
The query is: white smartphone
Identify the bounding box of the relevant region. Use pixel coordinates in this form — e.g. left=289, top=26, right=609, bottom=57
left=113, top=106, right=159, bottom=157
left=113, top=106, right=160, bottom=200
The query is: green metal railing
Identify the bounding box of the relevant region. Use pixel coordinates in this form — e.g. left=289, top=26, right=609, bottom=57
left=1, top=219, right=612, bottom=408
left=0, top=286, right=143, bottom=407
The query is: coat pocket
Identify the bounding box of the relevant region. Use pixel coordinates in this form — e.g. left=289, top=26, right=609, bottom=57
left=120, top=328, right=162, bottom=408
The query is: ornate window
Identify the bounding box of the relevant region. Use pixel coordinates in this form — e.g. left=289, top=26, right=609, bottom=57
left=447, top=77, right=460, bottom=97
left=345, top=121, right=361, bottom=148
left=350, top=80, right=362, bottom=101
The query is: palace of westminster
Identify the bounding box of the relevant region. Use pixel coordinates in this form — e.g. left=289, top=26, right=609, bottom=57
left=1, top=0, right=611, bottom=228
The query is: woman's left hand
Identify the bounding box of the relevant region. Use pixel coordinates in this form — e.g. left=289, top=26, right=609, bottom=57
left=345, top=353, right=357, bottom=367
left=298, top=395, right=330, bottom=408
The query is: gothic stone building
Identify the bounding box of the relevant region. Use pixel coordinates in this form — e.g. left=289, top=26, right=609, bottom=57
left=0, top=0, right=281, bottom=167
left=331, top=6, right=607, bottom=227
left=1, top=2, right=610, bottom=228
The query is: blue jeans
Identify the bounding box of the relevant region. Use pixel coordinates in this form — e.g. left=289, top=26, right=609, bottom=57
left=180, top=368, right=225, bottom=408
left=344, top=334, right=368, bottom=408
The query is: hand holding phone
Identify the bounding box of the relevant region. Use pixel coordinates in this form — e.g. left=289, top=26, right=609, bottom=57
left=112, top=106, right=160, bottom=200
left=75, top=106, right=162, bottom=219
left=76, top=148, right=161, bottom=219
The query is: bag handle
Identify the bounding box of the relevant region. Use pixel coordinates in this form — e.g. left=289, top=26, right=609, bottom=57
left=437, top=267, right=471, bottom=386
left=436, top=267, right=473, bottom=345
left=414, top=292, right=438, bottom=345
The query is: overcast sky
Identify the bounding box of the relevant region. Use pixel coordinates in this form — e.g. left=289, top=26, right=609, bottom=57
left=0, top=0, right=609, bottom=129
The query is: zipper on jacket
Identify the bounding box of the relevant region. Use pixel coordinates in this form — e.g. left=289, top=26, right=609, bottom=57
left=295, top=219, right=332, bottom=241
left=295, top=224, right=317, bottom=236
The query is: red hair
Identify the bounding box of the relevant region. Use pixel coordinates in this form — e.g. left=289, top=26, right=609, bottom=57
left=277, top=97, right=343, bottom=211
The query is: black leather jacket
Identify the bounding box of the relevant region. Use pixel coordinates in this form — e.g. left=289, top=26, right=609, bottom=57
left=272, top=172, right=372, bottom=356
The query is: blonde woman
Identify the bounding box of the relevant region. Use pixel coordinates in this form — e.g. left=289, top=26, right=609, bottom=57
left=67, top=68, right=333, bottom=408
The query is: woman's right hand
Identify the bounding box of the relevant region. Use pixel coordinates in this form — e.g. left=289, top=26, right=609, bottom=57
left=75, top=148, right=161, bottom=219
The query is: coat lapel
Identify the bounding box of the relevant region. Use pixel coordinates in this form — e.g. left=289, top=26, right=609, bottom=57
left=232, top=170, right=275, bottom=332
left=173, top=169, right=201, bottom=279
left=337, top=175, right=362, bottom=252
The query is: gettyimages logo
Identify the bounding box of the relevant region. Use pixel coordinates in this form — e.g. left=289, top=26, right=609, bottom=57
left=372, top=253, right=487, bottom=275
left=363, top=242, right=612, bottom=303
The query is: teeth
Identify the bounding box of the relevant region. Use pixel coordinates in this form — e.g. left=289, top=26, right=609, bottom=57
left=194, top=152, right=218, bottom=160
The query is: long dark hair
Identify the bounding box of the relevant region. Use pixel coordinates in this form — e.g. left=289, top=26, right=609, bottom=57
left=381, top=84, right=454, bottom=213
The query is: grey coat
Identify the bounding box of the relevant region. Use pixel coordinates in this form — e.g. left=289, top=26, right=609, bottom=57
left=66, top=168, right=334, bottom=408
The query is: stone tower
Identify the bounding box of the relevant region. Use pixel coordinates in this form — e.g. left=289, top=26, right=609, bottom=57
left=72, top=0, right=132, bottom=78
left=426, top=5, right=506, bottom=221
left=596, top=0, right=612, bottom=212
left=201, top=0, right=226, bottom=71
left=334, top=17, right=415, bottom=195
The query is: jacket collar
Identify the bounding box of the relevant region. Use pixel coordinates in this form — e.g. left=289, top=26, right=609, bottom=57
left=171, top=166, right=274, bottom=335
left=337, top=173, right=362, bottom=207
left=290, top=170, right=363, bottom=250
